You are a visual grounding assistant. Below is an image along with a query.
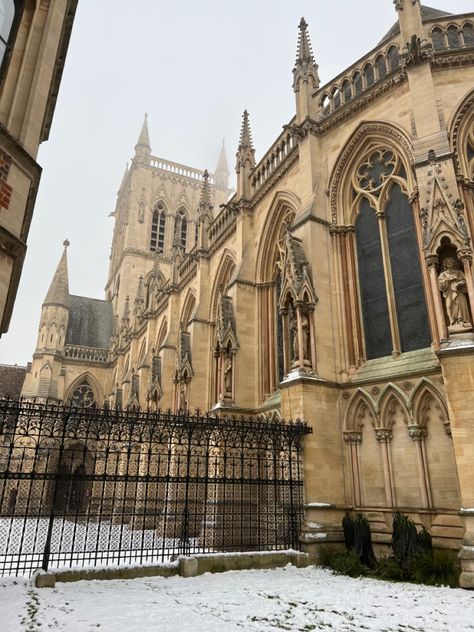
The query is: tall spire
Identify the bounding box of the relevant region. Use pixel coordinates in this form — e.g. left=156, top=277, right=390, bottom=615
left=214, top=140, right=229, bottom=189
left=134, top=113, right=151, bottom=163
left=292, top=17, right=320, bottom=93
left=44, top=240, right=70, bottom=307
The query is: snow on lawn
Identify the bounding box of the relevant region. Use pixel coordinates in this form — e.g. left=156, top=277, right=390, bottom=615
left=1, top=565, right=474, bottom=632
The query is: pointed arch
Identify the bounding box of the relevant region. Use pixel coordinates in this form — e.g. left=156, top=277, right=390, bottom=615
left=210, top=250, right=237, bottom=320
left=329, top=120, right=415, bottom=225
left=449, top=87, right=474, bottom=180
left=256, top=189, right=300, bottom=283
left=409, top=377, right=449, bottom=429
left=65, top=372, right=102, bottom=407
left=344, top=388, right=378, bottom=432
left=378, top=383, right=411, bottom=429
left=137, top=339, right=147, bottom=368
left=180, top=289, right=196, bottom=328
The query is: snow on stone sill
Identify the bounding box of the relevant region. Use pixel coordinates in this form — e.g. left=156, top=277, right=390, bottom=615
left=304, top=521, right=323, bottom=529
left=305, top=502, right=333, bottom=509
left=54, top=560, right=179, bottom=576
left=302, top=533, right=327, bottom=542
left=191, top=549, right=300, bottom=559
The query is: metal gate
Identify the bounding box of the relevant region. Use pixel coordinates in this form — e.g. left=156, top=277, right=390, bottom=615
left=0, top=399, right=311, bottom=577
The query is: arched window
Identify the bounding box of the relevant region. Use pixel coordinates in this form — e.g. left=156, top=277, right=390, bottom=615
left=354, top=149, right=430, bottom=359
left=0, top=1, right=21, bottom=72
left=364, top=63, right=375, bottom=88
left=353, top=72, right=362, bottom=97
left=387, top=46, right=400, bottom=72
left=376, top=54, right=387, bottom=80
left=342, top=79, right=352, bottom=104
left=431, top=27, right=446, bottom=51
left=150, top=202, right=166, bottom=252
left=332, top=87, right=341, bottom=110
left=447, top=25, right=461, bottom=49
left=462, top=23, right=474, bottom=47
left=175, top=208, right=187, bottom=250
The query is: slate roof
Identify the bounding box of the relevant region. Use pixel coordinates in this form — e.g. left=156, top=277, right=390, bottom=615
left=379, top=5, right=452, bottom=44
left=66, top=296, right=113, bottom=349
left=0, top=364, right=27, bottom=398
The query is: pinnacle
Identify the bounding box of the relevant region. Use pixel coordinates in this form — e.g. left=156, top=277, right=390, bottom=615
left=295, top=16, right=315, bottom=65
left=216, top=140, right=229, bottom=175
left=293, top=17, right=320, bottom=92
left=199, top=169, right=212, bottom=213
left=239, top=110, right=254, bottom=149
left=44, top=244, right=70, bottom=307
left=135, top=113, right=151, bottom=155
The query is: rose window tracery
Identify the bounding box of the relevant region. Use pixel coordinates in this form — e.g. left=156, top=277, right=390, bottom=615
left=71, top=383, right=96, bottom=408
left=356, top=149, right=396, bottom=193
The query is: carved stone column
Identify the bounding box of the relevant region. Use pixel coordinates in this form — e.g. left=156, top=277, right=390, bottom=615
left=343, top=432, right=362, bottom=507
left=408, top=426, right=432, bottom=509
left=375, top=428, right=395, bottom=508
left=280, top=309, right=289, bottom=374
left=427, top=254, right=448, bottom=341
left=458, top=250, right=474, bottom=322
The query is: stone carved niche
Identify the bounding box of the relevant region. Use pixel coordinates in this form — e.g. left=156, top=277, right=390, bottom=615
left=146, top=349, right=163, bottom=411
left=213, top=292, right=239, bottom=405
left=174, top=324, right=193, bottom=412
left=277, top=224, right=318, bottom=376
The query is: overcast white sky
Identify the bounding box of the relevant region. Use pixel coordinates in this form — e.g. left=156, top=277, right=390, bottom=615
left=1, top=0, right=472, bottom=366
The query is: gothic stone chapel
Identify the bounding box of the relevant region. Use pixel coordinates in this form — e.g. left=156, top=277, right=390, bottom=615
left=21, top=2, right=474, bottom=587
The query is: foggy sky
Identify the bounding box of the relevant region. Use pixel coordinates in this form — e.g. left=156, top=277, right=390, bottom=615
left=1, top=0, right=472, bottom=365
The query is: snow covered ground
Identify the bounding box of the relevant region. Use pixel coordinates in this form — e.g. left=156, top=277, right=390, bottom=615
left=1, top=564, right=473, bottom=632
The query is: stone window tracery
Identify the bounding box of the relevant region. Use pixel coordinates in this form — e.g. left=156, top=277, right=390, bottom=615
left=353, top=146, right=431, bottom=359
left=70, top=382, right=96, bottom=408
left=150, top=203, right=166, bottom=253
left=468, top=125, right=474, bottom=181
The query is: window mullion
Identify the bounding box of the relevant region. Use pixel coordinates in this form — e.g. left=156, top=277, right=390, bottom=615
left=377, top=211, right=401, bottom=356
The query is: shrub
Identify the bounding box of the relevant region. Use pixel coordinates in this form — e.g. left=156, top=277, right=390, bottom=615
left=353, top=513, right=376, bottom=568
left=417, top=526, right=433, bottom=553
left=392, top=512, right=419, bottom=567
left=373, top=556, right=405, bottom=581
left=342, top=512, right=355, bottom=550
left=326, top=549, right=367, bottom=578
left=410, top=549, right=460, bottom=588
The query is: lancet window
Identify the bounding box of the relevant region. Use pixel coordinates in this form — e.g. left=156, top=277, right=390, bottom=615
left=150, top=203, right=166, bottom=253
left=174, top=208, right=187, bottom=251
left=468, top=124, right=474, bottom=180
left=353, top=147, right=430, bottom=359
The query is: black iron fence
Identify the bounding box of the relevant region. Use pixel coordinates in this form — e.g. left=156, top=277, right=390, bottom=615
left=0, top=399, right=311, bottom=577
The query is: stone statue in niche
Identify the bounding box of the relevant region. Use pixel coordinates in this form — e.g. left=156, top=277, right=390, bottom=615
left=224, top=355, right=232, bottom=395
left=301, top=312, right=310, bottom=362
left=179, top=381, right=187, bottom=410
left=438, top=257, right=472, bottom=332
left=288, top=305, right=298, bottom=363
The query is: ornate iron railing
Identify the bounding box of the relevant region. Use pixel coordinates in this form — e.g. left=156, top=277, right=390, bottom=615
left=0, top=398, right=311, bottom=577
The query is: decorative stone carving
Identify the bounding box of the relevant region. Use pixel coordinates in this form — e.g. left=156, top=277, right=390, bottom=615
left=438, top=257, right=472, bottom=332
left=147, top=350, right=162, bottom=409
left=375, top=428, right=393, bottom=443
left=400, top=35, right=433, bottom=69
left=343, top=432, right=362, bottom=445
left=408, top=426, right=427, bottom=441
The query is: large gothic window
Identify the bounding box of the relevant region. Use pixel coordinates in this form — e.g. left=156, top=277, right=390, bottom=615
left=354, top=148, right=430, bottom=359
left=468, top=124, right=474, bottom=181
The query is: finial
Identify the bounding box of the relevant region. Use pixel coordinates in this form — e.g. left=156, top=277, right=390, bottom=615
left=63, top=239, right=70, bottom=249
left=239, top=110, right=254, bottom=149
left=293, top=17, right=319, bottom=92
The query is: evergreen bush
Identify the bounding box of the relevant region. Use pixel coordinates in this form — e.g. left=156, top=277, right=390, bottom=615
left=392, top=512, right=419, bottom=568
left=325, top=549, right=367, bottom=578
left=410, top=549, right=460, bottom=588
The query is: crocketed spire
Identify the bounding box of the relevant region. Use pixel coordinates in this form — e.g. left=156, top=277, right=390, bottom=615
left=292, top=17, right=320, bottom=92
left=198, top=169, right=213, bottom=218
left=134, top=113, right=151, bottom=162
left=133, top=275, right=145, bottom=316
left=214, top=140, right=229, bottom=189
left=44, top=240, right=70, bottom=307
left=236, top=110, right=255, bottom=172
